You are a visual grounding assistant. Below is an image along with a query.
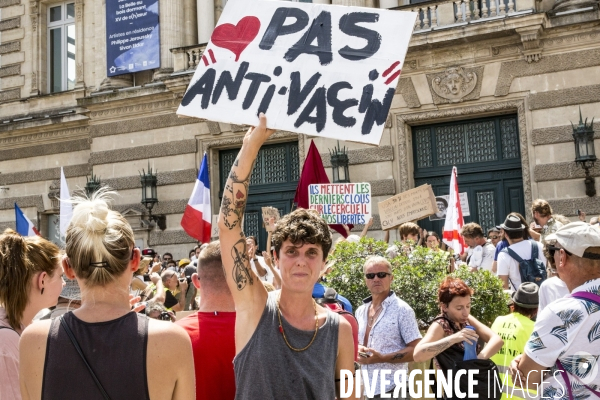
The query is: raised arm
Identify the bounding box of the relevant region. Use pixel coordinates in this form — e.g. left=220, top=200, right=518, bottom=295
left=218, top=114, right=274, bottom=349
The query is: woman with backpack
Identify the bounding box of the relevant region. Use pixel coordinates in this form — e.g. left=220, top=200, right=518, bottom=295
left=0, top=229, right=64, bottom=400
left=414, top=277, right=503, bottom=399
left=19, top=190, right=194, bottom=400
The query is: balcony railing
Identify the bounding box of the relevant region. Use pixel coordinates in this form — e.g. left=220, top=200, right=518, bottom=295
left=396, top=0, right=534, bottom=31
left=171, top=43, right=208, bottom=73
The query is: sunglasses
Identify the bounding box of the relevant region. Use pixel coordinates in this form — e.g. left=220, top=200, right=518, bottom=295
left=365, top=272, right=391, bottom=279
left=547, top=245, right=572, bottom=258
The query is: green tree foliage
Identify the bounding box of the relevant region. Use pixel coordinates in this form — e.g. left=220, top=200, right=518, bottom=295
left=327, top=238, right=509, bottom=327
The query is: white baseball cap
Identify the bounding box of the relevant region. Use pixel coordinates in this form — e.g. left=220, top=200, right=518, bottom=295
left=545, top=221, right=600, bottom=258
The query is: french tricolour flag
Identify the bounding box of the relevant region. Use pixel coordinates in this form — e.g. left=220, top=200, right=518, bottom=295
left=181, top=153, right=211, bottom=243
left=15, top=203, right=40, bottom=236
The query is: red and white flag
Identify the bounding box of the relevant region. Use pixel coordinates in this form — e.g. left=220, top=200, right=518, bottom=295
left=181, top=153, right=211, bottom=243
left=442, top=166, right=466, bottom=254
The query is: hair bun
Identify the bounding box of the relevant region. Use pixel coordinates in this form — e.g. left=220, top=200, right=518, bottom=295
left=70, top=197, right=109, bottom=233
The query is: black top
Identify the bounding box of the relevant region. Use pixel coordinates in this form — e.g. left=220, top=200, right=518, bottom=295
left=42, top=311, right=150, bottom=400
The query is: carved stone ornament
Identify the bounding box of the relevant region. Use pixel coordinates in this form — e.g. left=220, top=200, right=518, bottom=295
left=431, top=67, right=478, bottom=103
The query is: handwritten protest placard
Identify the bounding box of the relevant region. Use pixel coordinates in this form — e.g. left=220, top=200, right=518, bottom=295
left=429, top=192, right=470, bottom=221
left=211, top=215, right=219, bottom=238
left=177, top=0, right=416, bottom=145
left=261, top=206, right=280, bottom=231
left=378, top=185, right=438, bottom=230
left=309, top=183, right=371, bottom=225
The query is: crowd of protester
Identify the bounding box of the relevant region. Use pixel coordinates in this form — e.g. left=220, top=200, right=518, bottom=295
left=0, top=116, right=599, bottom=399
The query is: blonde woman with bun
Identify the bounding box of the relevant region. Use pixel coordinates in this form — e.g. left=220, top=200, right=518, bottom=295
left=19, top=191, right=194, bottom=400
left=0, top=229, right=63, bottom=400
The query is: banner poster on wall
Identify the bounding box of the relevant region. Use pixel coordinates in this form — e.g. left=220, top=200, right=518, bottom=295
left=106, top=0, right=160, bottom=76
left=309, top=183, right=371, bottom=225
left=177, top=0, right=416, bottom=145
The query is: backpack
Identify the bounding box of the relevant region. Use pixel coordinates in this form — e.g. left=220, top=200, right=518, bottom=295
left=315, top=288, right=359, bottom=361
left=502, top=240, right=547, bottom=287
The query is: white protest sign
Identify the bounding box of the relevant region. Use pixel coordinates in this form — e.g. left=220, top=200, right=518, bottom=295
left=177, top=0, right=416, bottom=145
left=429, top=192, right=470, bottom=221
left=309, top=183, right=371, bottom=225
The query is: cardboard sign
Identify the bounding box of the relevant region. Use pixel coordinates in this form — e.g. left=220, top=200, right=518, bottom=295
left=261, top=206, right=280, bottom=231
left=378, top=185, right=438, bottom=230
left=309, top=183, right=371, bottom=225
left=429, top=192, right=470, bottom=221
left=177, top=0, right=416, bottom=145
left=211, top=215, right=219, bottom=238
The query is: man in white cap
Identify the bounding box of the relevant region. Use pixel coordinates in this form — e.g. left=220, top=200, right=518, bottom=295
left=509, top=222, right=600, bottom=399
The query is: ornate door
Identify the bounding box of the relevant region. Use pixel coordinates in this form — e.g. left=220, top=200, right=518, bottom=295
left=219, top=142, right=300, bottom=251
left=412, top=115, right=525, bottom=235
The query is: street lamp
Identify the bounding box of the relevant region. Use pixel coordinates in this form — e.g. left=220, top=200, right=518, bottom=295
left=572, top=109, right=597, bottom=197
left=139, top=164, right=166, bottom=230
left=329, top=141, right=350, bottom=183
left=85, top=174, right=102, bottom=197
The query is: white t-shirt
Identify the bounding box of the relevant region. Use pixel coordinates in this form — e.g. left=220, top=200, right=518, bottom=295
left=524, top=278, right=600, bottom=399
left=250, top=256, right=273, bottom=284
left=538, top=276, right=570, bottom=313
left=468, top=242, right=496, bottom=272
left=497, top=240, right=547, bottom=290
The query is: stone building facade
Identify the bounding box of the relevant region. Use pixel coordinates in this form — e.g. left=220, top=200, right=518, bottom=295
left=0, top=0, right=598, bottom=257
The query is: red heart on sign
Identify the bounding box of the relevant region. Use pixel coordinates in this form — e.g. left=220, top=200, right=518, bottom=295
left=211, top=16, right=261, bottom=62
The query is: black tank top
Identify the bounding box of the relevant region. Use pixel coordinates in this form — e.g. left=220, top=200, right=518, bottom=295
left=42, top=311, right=150, bottom=400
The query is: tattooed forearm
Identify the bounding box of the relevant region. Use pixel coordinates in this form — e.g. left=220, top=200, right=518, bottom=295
left=220, top=160, right=255, bottom=231
left=420, top=340, right=452, bottom=356
left=231, top=239, right=253, bottom=290
left=391, top=352, right=407, bottom=361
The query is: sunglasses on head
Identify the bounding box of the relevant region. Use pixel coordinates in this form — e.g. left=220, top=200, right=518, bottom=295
left=547, top=245, right=572, bottom=258
left=365, top=272, right=391, bottom=279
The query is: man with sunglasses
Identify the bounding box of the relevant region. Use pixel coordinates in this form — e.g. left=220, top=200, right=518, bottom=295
left=510, top=222, right=600, bottom=399
left=355, top=256, right=421, bottom=399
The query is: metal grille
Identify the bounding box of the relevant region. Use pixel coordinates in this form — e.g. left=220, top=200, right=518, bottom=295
left=476, top=191, right=496, bottom=233
left=249, top=152, right=264, bottom=186
left=262, top=147, right=288, bottom=184
left=466, top=121, right=497, bottom=162
left=500, top=118, right=520, bottom=159
left=290, top=143, right=300, bottom=180
left=243, top=211, right=260, bottom=246
left=415, top=128, right=433, bottom=168
left=436, top=125, right=466, bottom=166
left=220, top=152, right=237, bottom=189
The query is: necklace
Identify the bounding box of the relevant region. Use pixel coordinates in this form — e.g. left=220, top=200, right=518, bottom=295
left=276, top=295, right=319, bottom=352
left=368, top=304, right=383, bottom=327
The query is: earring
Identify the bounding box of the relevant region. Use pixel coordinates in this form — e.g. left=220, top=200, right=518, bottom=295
left=41, top=288, right=44, bottom=295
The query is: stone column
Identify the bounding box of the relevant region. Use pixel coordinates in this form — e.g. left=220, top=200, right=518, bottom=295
left=75, top=0, right=85, bottom=89
left=29, top=0, right=40, bottom=96
left=215, top=0, right=227, bottom=24
left=153, top=0, right=185, bottom=80
left=184, top=0, right=198, bottom=46
left=197, top=0, right=215, bottom=44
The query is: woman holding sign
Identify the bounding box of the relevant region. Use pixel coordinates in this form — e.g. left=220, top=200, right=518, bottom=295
left=218, top=114, right=356, bottom=399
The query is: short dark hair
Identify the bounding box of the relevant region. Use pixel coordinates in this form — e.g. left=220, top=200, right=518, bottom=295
left=163, top=252, right=173, bottom=259
left=505, top=229, right=524, bottom=240
left=271, top=208, right=332, bottom=260
left=167, top=260, right=176, bottom=266
left=247, top=236, right=258, bottom=246
left=513, top=304, right=537, bottom=318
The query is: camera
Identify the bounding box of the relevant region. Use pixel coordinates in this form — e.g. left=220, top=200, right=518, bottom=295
left=158, top=312, right=171, bottom=321
left=141, top=248, right=156, bottom=257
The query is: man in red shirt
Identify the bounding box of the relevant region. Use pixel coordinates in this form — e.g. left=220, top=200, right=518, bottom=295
left=176, top=241, right=236, bottom=400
